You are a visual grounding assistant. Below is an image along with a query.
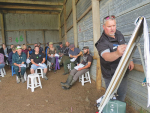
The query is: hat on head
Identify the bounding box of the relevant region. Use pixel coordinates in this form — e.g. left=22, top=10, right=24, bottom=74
left=49, top=42, right=53, bottom=45
left=16, top=46, right=22, bottom=50
left=69, top=44, right=75, bottom=49
left=82, top=46, right=89, bottom=50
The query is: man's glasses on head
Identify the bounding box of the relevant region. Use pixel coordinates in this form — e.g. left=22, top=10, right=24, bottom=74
left=104, top=15, right=116, bottom=20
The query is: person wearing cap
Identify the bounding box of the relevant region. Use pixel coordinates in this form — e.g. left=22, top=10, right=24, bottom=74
left=95, top=15, right=134, bottom=101
left=30, top=46, right=48, bottom=80
left=47, top=42, right=57, bottom=73
left=61, top=46, right=93, bottom=90
left=63, top=44, right=82, bottom=75
left=12, top=46, right=26, bottom=83
left=58, top=42, right=66, bottom=57
left=8, top=46, right=16, bottom=65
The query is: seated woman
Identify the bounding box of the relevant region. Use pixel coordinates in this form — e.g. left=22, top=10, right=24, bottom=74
left=0, top=53, right=5, bottom=82
left=22, top=44, right=28, bottom=57
left=0, top=43, right=8, bottom=63
left=47, top=42, right=56, bottom=73
left=12, top=46, right=26, bottom=84
left=8, top=46, right=16, bottom=66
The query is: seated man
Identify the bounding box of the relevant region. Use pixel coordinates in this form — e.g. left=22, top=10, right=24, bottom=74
left=63, top=44, right=82, bottom=75
left=38, top=43, right=44, bottom=53
left=59, top=41, right=70, bottom=66
left=8, top=46, right=16, bottom=65
left=61, top=46, right=93, bottom=90
left=30, top=46, right=48, bottom=80
left=58, top=42, right=66, bottom=57
left=12, top=46, right=26, bottom=83
left=0, top=53, right=5, bottom=82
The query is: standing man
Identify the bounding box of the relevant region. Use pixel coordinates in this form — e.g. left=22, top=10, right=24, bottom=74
left=30, top=46, right=48, bottom=80
left=61, top=46, right=93, bottom=90
left=63, top=44, right=82, bottom=75
left=95, top=15, right=134, bottom=101
left=12, top=46, right=26, bottom=83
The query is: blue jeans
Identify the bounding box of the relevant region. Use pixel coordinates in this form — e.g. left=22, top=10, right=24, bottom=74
left=0, top=64, right=5, bottom=69
left=31, top=63, right=47, bottom=70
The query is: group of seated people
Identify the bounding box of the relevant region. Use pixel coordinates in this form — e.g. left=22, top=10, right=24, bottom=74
left=0, top=41, right=93, bottom=90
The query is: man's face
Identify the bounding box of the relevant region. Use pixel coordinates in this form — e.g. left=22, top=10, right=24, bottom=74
left=103, top=20, right=116, bottom=37
left=28, top=48, right=31, bottom=50
left=17, top=49, right=22, bottom=54
left=66, top=42, right=69, bottom=47
left=35, top=47, right=39, bottom=52
left=60, top=44, right=63, bottom=48
left=83, top=49, right=88, bottom=54
left=70, top=47, right=74, bottom=51
left=49, top=44, right=53, bottom=48
left=11, top=45, right=14, bottom=48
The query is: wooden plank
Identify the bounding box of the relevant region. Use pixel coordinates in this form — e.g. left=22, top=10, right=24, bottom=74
left=0, top=5, right=62, bottom=11
left=6, top=29, right=59, bottom=32
left=96, top=58, right=102, bottom=90
left=24, top=30, right=27, bottom=45
left=0, top=13, right=5, bottom=44
left=77, top=5, right=92, bottom=23
left=67, top=25, right=73, bottom=33
left=42, top=31, right=45, bottom=53
left=63, top=4, right=67, bottom=42
left=92, top=0, right=101, bottom=90
left=75, top=0, right=80, bottom=5
left=2, top=10, right=59, bottom=15
left=72, top=0, right=78, bottom=47
left=66, top=9, right=72, bottom=21
left=0, top=0, right=63, bottom=6
left=59, top=14, right=62, bottom=41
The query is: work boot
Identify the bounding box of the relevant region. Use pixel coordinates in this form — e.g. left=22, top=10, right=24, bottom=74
left=17, top=77, right=20, bottom=84
left=62, top=72, right=69, bottom=75
left=44, top=75, right=48, bottom=80
left=61, top=74, right=73, bottom=87
left=62, top=79, right=76, bottom=90
left=21, top=76, right=25, bottom=83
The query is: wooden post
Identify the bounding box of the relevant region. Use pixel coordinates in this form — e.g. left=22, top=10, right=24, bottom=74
left=92, top=0, right=102, bottom=90
left=42, top=30, right=45, bottom=53
left=0, top=13, right=5, bottom=44
left=24, top=30, right=27, bottom=45
left=59, top=14, right=62, bottom=42
left=72, top=0, right=78, bottom=47
left=63, top=4, right=67, bottom=42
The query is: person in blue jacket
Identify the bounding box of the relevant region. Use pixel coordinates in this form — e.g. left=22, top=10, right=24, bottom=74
left=12, top=46, right=26, bottom=84
left=8, top=46, right=16, bottom=65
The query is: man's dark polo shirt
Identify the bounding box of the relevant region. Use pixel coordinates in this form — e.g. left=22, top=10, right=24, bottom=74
left=95, top=30, right=129, bottom=79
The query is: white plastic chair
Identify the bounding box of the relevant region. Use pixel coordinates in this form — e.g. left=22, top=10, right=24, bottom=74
left=27, top=73, right=42, bottom=92
left=47, top=60, right=51, bottom=71
left=0, top=68, right=6, bottom=77
left=35, top=67, right=44, bottom=78
left=79, top=71, right=91, bottom=86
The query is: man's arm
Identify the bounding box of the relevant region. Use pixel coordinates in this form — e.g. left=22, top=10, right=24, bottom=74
left=102, top=44, right=127, bottom=62
left=78, top=62, right=91, bottom=71
left=41, top=58, right=46, bottom=64
left=71, top=51, right=82, bottom=58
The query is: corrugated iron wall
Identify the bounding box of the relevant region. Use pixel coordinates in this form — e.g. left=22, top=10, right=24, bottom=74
left=2, top=13, right=59, bottom=49
left=0, top=17, right=2, bottom=46
left=99, top=0, right=150, bottom=111
left=76, top=0, right=97, bottom=81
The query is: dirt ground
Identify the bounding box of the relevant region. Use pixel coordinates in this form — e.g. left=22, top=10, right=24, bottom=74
left=0, top=66, right=139, bottom=113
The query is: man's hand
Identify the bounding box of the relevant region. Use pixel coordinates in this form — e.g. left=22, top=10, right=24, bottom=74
left=17, top=64, right=21, bottom=67
left=73, top=55, right=78, bottom=58
left=116, top=44, right=127, bottom=57
left=35, top=64, right=39, bottom=66
left=78, top=68, right=82, bottom=71
left=129, top=61, right=134, bottom=71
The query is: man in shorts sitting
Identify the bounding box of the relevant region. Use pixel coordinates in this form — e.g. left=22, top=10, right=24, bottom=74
left=30, top=46, right=48, bottom=80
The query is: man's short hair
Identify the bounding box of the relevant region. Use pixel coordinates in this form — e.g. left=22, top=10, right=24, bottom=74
left=28, top=46, right=31, bottom=48
left=34, top=46, right=39, bottom=48
left=103, top=15, right=116, bottom=25
left=12, top=46, right=16, bottom=51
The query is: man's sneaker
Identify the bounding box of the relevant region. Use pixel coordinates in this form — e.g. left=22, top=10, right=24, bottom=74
left=44, top=75, right=48, bottom=80
left=21, top=77, right=25, bottom=83
left=17, top=78, right=20, bottom=84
